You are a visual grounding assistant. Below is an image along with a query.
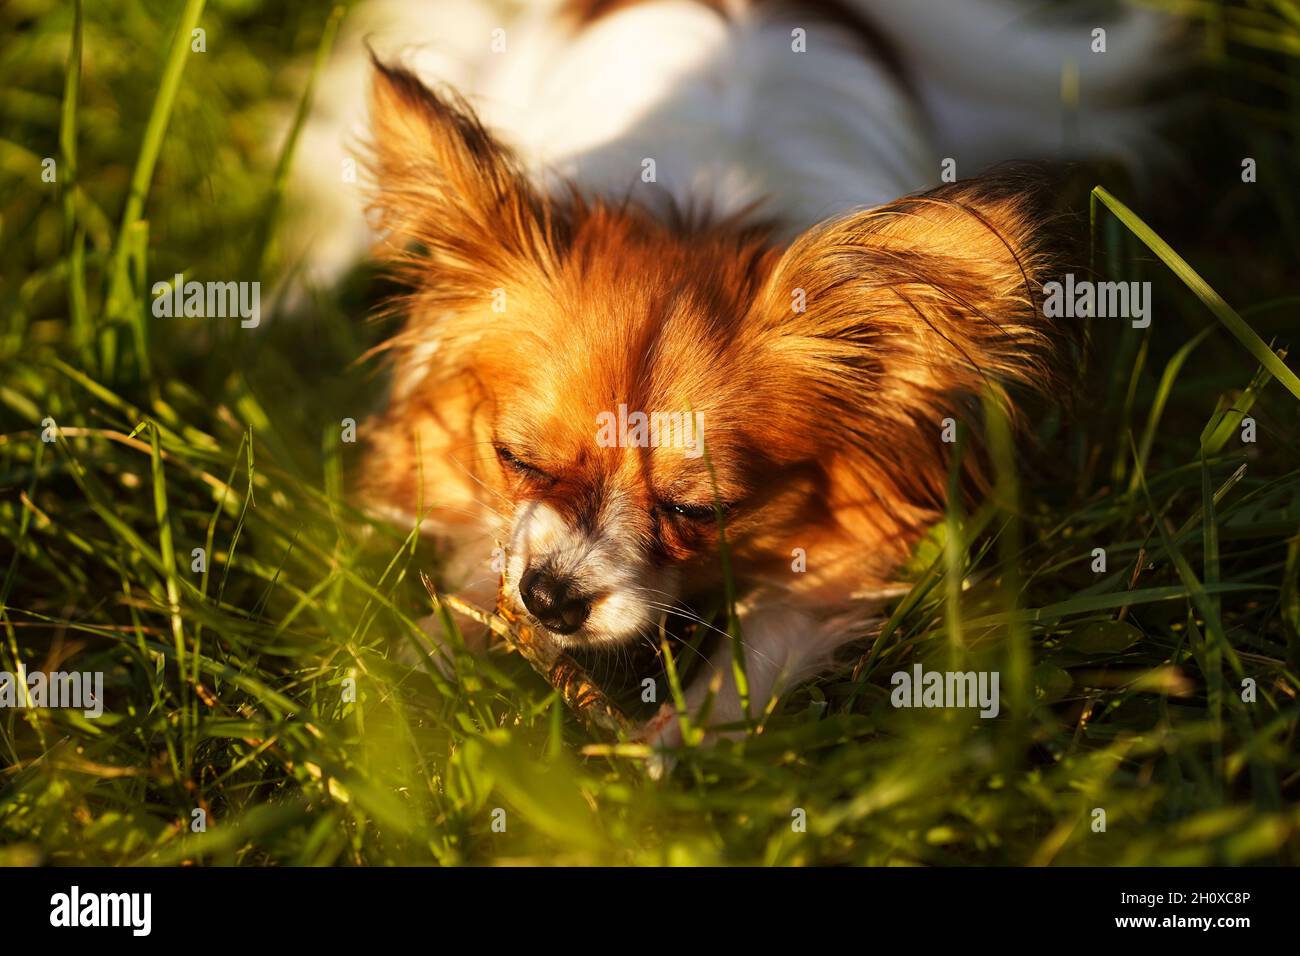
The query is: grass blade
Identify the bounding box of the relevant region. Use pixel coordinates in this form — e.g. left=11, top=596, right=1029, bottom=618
left=1093, top=186, right=1300, bottom=404
left=102, top=0, right=207, bottom=378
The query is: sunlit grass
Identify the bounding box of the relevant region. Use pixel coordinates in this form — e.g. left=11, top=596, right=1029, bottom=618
left=0, top=0, right=1297, bottom=866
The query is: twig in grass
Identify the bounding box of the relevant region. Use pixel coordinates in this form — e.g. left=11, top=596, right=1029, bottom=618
left=419, top=572, right=637, bottom=739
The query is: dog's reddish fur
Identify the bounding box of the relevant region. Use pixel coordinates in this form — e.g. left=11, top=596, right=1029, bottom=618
left=361, top=56, right=1069, bottom=621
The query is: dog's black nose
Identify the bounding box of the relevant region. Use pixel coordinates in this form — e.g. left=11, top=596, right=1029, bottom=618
left=519, top=568, right=591, bottom=635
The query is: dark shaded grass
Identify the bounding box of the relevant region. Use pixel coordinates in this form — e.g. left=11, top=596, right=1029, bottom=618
left=0, top=0, right=1297, bottom=865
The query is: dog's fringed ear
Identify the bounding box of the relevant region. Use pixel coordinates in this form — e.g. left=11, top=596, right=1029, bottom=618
left=748, top=171, right=1073, bottom=518
left=360, top=59, right=575, bottom=525
left=367, top=56, right=567, bottom=300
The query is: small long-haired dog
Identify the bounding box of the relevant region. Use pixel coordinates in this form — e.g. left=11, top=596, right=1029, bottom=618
left=331, top=0, right=1175, bottom=744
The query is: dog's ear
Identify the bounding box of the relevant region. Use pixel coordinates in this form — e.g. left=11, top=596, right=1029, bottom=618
left=361, top=59, right=568, bottom=527
left=747, top=171, right=1073, bottom=520
left=367, top=56, right=567, bottom=299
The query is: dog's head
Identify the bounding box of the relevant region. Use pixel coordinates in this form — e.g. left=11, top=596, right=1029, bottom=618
left=362, top=60, right=1069, bottom=647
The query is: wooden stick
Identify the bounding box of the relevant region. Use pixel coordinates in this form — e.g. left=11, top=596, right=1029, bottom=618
left=420, top=571, right=638, bottom=738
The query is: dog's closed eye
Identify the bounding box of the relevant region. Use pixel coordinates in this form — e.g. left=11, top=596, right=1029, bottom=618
left=494, top=443, right=554, bottom=483
left=657, top=500, right=729, bottom=523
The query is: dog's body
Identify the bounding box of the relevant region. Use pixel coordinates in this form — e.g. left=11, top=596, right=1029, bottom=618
left=307, top=0, right=1175, bottom=743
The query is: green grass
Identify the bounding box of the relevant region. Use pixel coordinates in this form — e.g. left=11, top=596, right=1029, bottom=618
left=1, top=0, right=1298, bottom=866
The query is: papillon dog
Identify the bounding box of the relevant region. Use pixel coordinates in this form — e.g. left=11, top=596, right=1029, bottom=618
left=312, top=0, right=1176, bottom=745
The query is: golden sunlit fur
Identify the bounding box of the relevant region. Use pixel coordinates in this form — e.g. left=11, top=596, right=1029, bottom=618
left=359, top=56, right=1073, bottom=739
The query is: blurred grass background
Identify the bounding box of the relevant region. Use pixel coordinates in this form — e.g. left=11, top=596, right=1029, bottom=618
left=0, top=0, right=1297, bottom=865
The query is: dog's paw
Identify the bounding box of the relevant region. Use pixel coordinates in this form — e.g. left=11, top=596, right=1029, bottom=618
left=639, top=702, right=685, bottom=747
left=637, top=703, right=685, bottom=779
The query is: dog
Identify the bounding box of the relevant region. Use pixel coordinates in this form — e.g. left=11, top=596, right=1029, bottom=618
left=310, top=0, right=1176, bottom=746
